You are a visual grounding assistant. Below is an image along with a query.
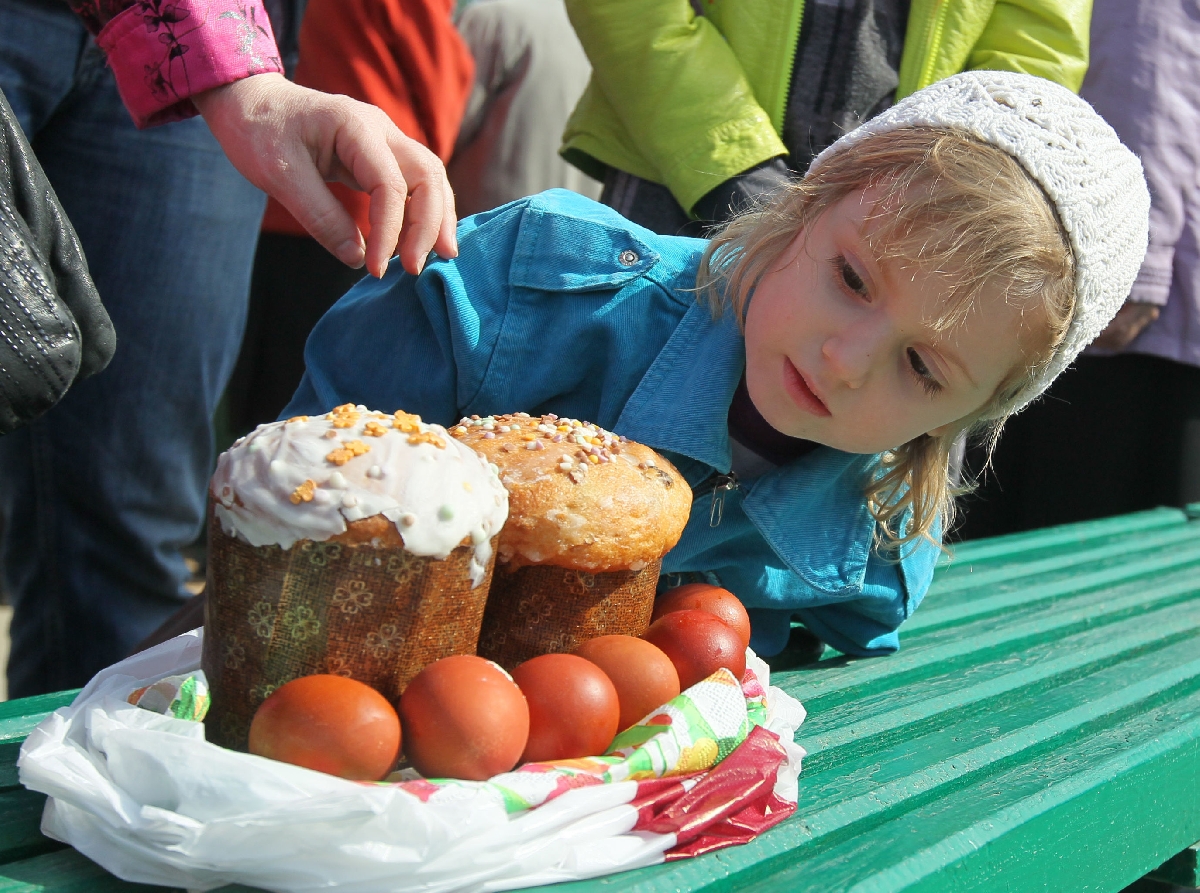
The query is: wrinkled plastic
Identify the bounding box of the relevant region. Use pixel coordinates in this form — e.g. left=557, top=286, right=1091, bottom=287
left=18, top=630, right=804, bottom=893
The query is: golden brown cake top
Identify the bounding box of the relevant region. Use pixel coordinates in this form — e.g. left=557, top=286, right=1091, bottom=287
left=211, top=406, right=509, bottom=585
left=449, top=413, right=691, bottom=571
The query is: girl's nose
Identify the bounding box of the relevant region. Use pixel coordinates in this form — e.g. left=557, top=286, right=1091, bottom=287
left=821, top=329, right=877, bottom=389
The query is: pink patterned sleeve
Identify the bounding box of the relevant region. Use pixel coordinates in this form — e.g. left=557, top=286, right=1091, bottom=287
left=86, top=1, right=283, bottom=129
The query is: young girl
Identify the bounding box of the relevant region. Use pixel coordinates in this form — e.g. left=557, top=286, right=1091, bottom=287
left=282, top=72, right=1149, bottom=659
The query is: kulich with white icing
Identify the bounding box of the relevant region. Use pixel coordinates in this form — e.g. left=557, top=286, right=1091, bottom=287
left=211, top=405, right=509, bottom=586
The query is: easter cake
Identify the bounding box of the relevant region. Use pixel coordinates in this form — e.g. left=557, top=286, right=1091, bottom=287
left=449, top=413, right=690, bottom=668
left=202, top=405, right=508, bottom=749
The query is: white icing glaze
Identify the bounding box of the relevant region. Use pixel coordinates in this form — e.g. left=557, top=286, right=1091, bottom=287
left=210, top=407, right=509, bottom=586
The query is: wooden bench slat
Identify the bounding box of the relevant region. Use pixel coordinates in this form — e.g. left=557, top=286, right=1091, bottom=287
left=938, top=507, right=1188, bottom=569
left=0, top=789, right=65, bottom=866
left=815, top=594, right=1200, bottom=736
left=801, top=617, right=1200, bottom=765
left=0, top=693, right=78, bottom=745
left=785, top=567, right=1200, bottom=707
left=0, top=847, right=176, bottom=893
left=926, top=524, right=1200, bottom=601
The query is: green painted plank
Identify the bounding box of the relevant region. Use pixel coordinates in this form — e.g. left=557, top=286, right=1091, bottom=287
left=0, top=789, right=63, bottom=866
left=940, top=507, right=1187, bottom=568
left=797, top=636, right=1200, bottom=814
left=936, top=525, right=1200, bottom=590
left=907, top=541, right=1200, bottom=637
left=0, top=694, right=78, bottom=745
left=0, top=848, right=178, bottom=893
left=737, top=703, right=1200, bottom=893
left=783, top=572, right=1200, bottom=709
left=926, top=523, right=1200, bottom=600
left=798, top=616, right=1200, bottom=768
left=535, top=626, right=1200, bottom=893
left=853, top=710, right=1200, bottom=893
left=542, top=667, right=1200, bottom=893
left=908, top=559, right=1200, bottom=647
left=0, top=743, right=23, bottom=792
left=800, top=599, right=1200, bottom=744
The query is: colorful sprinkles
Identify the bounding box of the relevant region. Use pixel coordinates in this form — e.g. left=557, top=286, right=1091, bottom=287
left=448, top=412, right=633, bottom=484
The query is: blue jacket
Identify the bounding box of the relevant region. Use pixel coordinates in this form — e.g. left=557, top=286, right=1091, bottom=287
left=284, top=189, right=940, bottom=657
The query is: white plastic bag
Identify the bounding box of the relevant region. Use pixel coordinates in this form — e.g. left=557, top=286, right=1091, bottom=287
left=18, top=630, right=804, bottom=893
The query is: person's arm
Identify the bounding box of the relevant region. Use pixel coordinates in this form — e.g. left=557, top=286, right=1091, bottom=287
left=792, top=533, right=939, bottom=656
left=260, top=0, right=473, bottom=251
left=965, top=0, right=1091, bottom=92
left=70, top=0, right=456, bottom=276
left=563, top=0, right=786, bottom=216
left=195, top=73, right=457, bottom=277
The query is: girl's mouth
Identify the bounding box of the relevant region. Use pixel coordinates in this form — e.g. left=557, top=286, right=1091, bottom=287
left=783, top=359, right=831, bottom=417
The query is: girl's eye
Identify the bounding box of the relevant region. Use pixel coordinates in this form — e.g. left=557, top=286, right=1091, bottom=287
left=833, top=255, right=868, bottom=296
left=907, top=348, right=943, bottom=396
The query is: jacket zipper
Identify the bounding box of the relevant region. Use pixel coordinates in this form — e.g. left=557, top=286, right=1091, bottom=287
left=916, top=0, right=951, bottom=92
left=772, top=0, right=807, bottom=135
left=694, top=472, right=741, bottom=528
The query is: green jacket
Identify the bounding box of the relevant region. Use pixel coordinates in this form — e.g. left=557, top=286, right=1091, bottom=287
left=561, top=0, right=1092, bottom=215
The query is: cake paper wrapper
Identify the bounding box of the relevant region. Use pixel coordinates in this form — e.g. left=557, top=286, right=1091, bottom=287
left=204, top=519, right=493, bottom=750
left=477, top=560, right=660, bottom=669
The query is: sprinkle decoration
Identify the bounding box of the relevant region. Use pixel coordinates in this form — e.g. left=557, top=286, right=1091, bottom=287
left=326, top=440, right=371, bottom=466
left=289, top=479, right=316, bottom=504
left=449, top=412, right=634, bottom=484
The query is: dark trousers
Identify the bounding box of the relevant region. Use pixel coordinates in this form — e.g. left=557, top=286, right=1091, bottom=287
left=956, top=353, right=1200, bottom=541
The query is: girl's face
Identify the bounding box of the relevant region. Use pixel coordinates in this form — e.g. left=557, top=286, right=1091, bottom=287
left=744, top=187, right=1041, bottom=454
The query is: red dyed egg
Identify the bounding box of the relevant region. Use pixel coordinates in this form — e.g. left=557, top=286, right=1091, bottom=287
left=512, top=653, right=620, bottom=762
left=643, top=609, right=747, bottom=690
left=652, top=583, right=752, bottom=648
left=573, top=635, right=681, bottom=731
left=248, top=674, right=401, bottom=781
left=399, top=655, right=529, bottom=780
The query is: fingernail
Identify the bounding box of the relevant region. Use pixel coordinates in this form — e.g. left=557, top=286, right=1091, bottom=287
left=336, top=239, right=365, bottom=268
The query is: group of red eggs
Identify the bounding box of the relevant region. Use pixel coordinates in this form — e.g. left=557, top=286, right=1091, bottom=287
left=246, top=583, right=751, bottom=782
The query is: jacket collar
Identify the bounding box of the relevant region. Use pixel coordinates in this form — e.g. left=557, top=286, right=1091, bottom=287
left=616, top=300, right=878, bottom=594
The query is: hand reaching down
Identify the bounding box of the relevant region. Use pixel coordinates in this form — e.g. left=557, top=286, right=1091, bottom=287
left=194, top=73, right=458, bottom=278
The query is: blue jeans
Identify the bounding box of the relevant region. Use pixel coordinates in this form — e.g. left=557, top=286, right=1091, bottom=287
left=0, top=0, right=266, bottom=697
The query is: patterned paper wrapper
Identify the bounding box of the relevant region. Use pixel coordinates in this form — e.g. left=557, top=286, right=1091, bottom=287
left=476, top=559, right=660, bottom=670
left=202, top=519, right=494, bottom=751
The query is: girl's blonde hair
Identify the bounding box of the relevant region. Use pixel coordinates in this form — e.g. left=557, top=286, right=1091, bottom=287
left=697, top=127, right=1077, bottom=550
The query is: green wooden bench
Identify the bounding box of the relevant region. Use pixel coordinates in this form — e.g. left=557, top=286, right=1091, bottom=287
left=3, top=507, right=1200, bottom=892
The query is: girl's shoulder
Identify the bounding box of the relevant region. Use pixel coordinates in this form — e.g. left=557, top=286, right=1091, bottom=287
left=455, top=190, right=706, bottom=305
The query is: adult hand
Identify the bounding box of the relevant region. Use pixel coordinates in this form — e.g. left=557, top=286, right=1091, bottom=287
left=1092, top=301, right=1161, bottom=351
left=193, top=73, right=457, bottom=278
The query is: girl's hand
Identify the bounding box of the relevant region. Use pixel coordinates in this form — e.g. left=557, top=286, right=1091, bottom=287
left=193, top=73, right=458, bottom=278
left=1093, top=301, right=1161, bottom=351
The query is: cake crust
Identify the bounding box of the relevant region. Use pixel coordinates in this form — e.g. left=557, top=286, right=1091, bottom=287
left=449, top=413, right=690, bottom=571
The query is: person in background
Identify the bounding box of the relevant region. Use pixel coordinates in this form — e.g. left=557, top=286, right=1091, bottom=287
left=0, top=0, right=457, bottom=698
left=226, top=0, right=473, bottom=435
left=956, top=0, right=1200, bottom=537
left=448, top=0, right=601, bottom=218
left=558, top=0, right=1090, bottom=237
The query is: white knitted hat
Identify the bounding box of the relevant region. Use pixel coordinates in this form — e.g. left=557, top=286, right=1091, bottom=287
left=808, top=70, right=1150, bottom=415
